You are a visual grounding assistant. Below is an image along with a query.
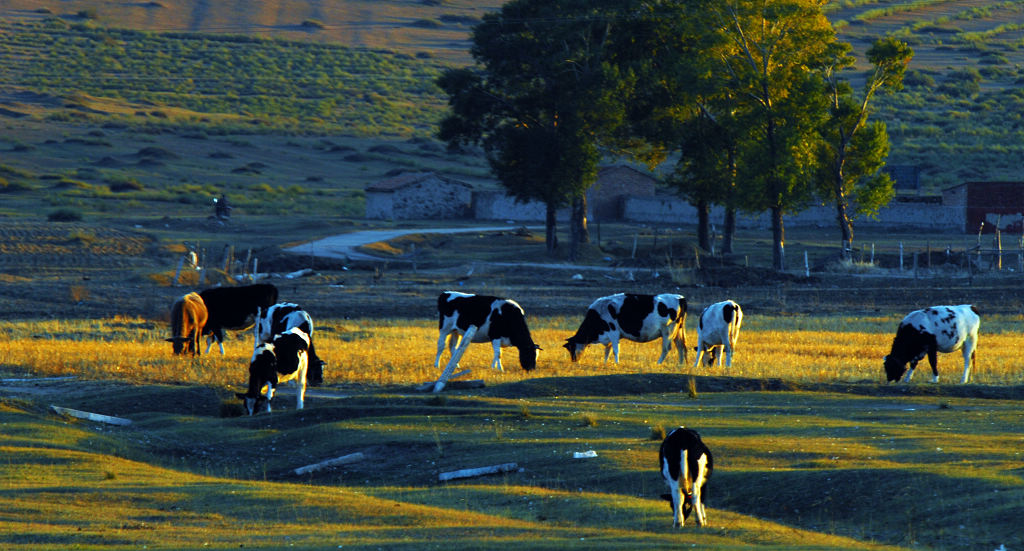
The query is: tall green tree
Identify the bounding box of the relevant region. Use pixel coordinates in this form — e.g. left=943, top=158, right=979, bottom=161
left=437, top=0, right=629, bottom=261
left=611, top=0, right=740, bottom=253
left=711, top=0, right=836, bottom=270
left=816, top=37, right=913, bottom=257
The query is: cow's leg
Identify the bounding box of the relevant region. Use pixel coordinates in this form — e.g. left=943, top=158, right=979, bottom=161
left=603, top=344, right=612, bottom=364
left=434, top=326, right=476, bottom=392
left=491, top=340, right=504, bottom=372
left=679, top=448, right=690, bottom=527
left=714, top=345, right=724, bottom=367
left=296, top=354, right=308, bottom=410
left=928, top=345, right=940, bottom=383
left=657, top=333, right=672, bottom=364
left=674, top=326, right=687, bottom=364
left=692, top=342, right=705, bottom=368
left=961, top=336, right=977, bottom=384
left=693, top=452, right=709, bottom=527
left=436, top=331, right=458, bottom=369
left=724, top=339, right=735, bottom=368
left=662, top=455, right=683, bottom=528
left=902, top=360, right=917, bottom=383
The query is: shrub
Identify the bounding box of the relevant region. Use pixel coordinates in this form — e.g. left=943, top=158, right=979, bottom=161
left=47, top=208, right=83, bottom=222
left=107, top=176, right=144, bottom=192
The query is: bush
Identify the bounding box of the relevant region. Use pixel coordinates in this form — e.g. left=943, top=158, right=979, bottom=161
left=47, top=208, right=83, bottom=222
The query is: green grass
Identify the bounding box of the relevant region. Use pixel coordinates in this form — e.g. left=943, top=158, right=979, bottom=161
left=1, top=381, right=1020, bottom=550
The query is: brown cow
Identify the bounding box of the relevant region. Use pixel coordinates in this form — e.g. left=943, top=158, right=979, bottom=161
left=166, top=292, right=208, bottom=356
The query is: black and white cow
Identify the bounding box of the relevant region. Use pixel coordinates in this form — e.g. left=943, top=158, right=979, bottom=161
left=659, top=427, right=713, bottom=528
left=563, top=293, right=687, bottom=364
left=254, top=303, right=326, bottom=386
left=883, top=304, right=980, bottom=384
left=693, top=300, right=743, bottom=368
left=235, top=328, right=309, bottom=415
left=199, top=283, right=278, bottom=355
left=435, top=291, right=540, bottom=374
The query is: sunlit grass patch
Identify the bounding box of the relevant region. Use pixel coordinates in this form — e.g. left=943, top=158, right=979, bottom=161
left=2, top=314, right=1024, bottom=387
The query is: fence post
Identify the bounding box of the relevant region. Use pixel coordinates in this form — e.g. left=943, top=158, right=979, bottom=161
left=996, top=225, right=1003, bottom=271
left=899, top=242, right=904, bottom=271
left=804, top=250, right=809, bottom=278
left=871, top=243, right=875, bottom=265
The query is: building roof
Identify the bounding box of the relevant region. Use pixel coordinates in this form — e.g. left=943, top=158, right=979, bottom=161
left=366, top=172, right=472, bottom=193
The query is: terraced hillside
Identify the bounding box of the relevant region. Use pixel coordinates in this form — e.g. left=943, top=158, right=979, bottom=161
left=1, top=0, right=1023, bottom=194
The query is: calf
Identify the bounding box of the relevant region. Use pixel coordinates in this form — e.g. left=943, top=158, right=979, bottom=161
left=563, top=293, right=687, bottom=364
left=435, top=291, right=539, bottom=373
left=236, top=328, right=309, bottom=415
left=883, top=304, right=980, bottom=384
left=166, top=292, right=208, bottom=356
left=693, top=300, right=743, bottom=368
left=254, top=303, right=326, bottom=386
left=659, top=427, right=713, bottom=528
left=199, top=283, right=278, bottom=355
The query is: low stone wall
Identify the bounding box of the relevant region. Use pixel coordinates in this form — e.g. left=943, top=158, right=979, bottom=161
left=621, top=196, right=966, bottom=231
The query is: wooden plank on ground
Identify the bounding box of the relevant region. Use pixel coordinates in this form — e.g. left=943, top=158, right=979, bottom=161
left=293, top=452, right=366, bottom=476
left=438, top=462, right=519, bottom=482
left=50, top=406, right=132, bottom=426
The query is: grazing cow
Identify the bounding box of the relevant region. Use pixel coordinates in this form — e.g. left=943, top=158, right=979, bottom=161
left=166, top=292, right=208, bottom=356
left=235, top=328, right=309, bottom=415
left=883, top=304, right=980, bottom=384
left=659, top=427, right=713, bottom=528
left=693, top=300, right=743, bottom=368
left=435, top=291, right=540, bottom=374
left=199, top=283, right=278, bottom=355
left=254, top=303, right=325, bottom=386
left=563, top=293, right=687, bottom=364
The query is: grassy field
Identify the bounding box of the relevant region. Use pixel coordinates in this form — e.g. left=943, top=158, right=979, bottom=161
left=2, top=2, right=1024, bottom=549
left=2, top=318, right=1022, bottom=550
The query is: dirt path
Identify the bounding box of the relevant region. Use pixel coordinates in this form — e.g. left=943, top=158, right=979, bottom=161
left=285, top=226, right=541, bottom=261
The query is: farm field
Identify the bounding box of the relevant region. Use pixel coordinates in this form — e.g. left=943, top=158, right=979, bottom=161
left=2, top=1, right=1024, bottom=549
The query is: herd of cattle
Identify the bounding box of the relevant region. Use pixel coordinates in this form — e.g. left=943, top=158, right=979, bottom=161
left=166, top=284, right=982, bottom=527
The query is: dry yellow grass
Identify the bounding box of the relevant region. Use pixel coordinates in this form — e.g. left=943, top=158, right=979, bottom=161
left=2, top=314, right=1022, bottom=387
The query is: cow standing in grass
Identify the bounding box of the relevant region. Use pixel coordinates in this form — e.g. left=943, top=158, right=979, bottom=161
left=434, top=291, right=539, bottom=392
left=659, top=427, right=713, bottom=528
left=883, top=304, right=980, bottom=383
left=693, top=300, right=743, bottom=368
left=199, top=283, right=278, bottom=355
left=236, top=328, right=309, bottom=415
left=563, top=293, right=687, bottom=365
left=253, top=302, right=326, bottom=386
left=166, top=292, right=208, bottom=356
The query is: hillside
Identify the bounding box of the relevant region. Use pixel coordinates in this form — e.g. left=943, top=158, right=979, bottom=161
left=1, top=0, right=1024, bottom=217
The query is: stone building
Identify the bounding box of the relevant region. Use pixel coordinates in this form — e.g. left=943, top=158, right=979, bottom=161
left=365, top=172, right=473, bottom=220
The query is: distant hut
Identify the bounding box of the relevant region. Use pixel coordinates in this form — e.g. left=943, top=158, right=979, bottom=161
left=365, top=172, right=472, bottom=220
left=589, top=165, right=658, bottom=222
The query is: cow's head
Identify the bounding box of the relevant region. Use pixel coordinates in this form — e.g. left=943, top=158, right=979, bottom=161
left=883, top=354, right=907, bottom=382
left=166, top=336, right=189, bottom=355
left=518, top=343, right=541, bottom=371
left=563, top=337, right=586, bottom=363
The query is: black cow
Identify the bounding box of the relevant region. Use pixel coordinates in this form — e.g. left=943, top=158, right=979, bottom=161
left=433, top=291, right=539, bottom=392
left=659, top=427, right=713, bottom=528
left=254, top=302, right=325, bottom=386
left=563, top=293, right=687, bottom=364
left=199, top=284, right=278, bottom=355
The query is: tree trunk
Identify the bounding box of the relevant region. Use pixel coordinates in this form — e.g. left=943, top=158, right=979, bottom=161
left=771, top=205, right=785, bottom=271
left=835, top=185, right=853, bottom=259
left=696, top=199, right=711, bottom=251
left=568, top=195, right=589, bottom=262
left=722, top=206, right=736, bottom=254
left=545, top=202, right=558, bottom=253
